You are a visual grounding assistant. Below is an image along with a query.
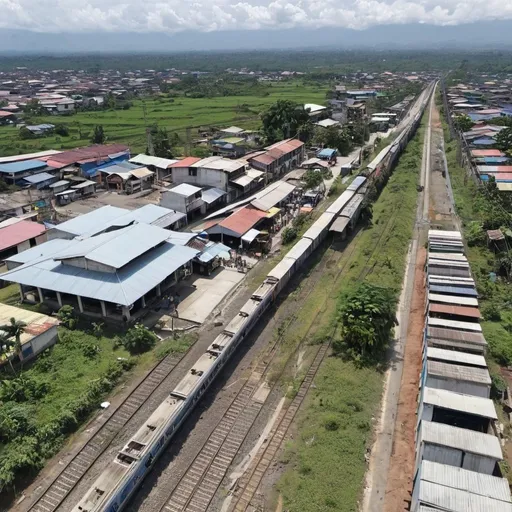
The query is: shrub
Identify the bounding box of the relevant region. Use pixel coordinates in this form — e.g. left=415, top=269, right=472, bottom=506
left=482, top=303, right=502, bottom=322
left=123, top=324, right=158, bottom=355
left=54, top=125, right=69, bottom=137
left=281, top=227, right=298, bottom=245
left=57, top=305, right=76, bottom=329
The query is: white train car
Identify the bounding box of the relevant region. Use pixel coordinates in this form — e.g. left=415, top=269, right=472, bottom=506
left=302, top=212, right=336, bottom=250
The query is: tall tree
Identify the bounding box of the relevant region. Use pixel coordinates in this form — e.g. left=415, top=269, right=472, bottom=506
left=0, top=332, right=16, bottom=375
left=496, top=127, right=512, bottom=153
left=0, top=318, right=26, bottom=357
left=149, top=125, right=175, bottom=158
left=91, top=125, right=106, bottom=144
left=453, top=114, right=473, bottom=133
left=261, top=100, right=311, bottom=144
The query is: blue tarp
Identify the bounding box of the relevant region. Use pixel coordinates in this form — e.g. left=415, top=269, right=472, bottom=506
left=317, top=148, right=337, bottom=159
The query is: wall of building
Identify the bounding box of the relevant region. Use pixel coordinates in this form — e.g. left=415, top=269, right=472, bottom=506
left=17, top=240, right=31, bottom=253
left=171, top=167, right=229, bottom=191
left=48, top=229, right=76, bottom=241
left=160, top=192, right=187, bottom=213
left=60, top=256, right=115, bottom=273
left=20, top=325, right=58, bottom=361
left=426, top=375, right=490, bottom=398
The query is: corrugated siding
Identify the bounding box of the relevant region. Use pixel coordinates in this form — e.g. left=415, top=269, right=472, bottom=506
left=423, top=443, right=463, bottom=467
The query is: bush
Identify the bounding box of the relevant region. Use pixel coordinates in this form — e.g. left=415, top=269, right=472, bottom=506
left=281, top=227, right=298, bottom=245
left=54, top=124, right=69, bottom=137
left=57, top=305, right=76, bottom=329
left=482, top=303, right=502, bottom=322
left=19, top=126, right=35, bottom=140
left=123, top=324, right=158, bottom=355
left=491, top=371, right=507, bottom=399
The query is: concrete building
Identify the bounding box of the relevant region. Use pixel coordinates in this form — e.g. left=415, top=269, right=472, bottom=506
left=160, top=184, right=204, bottom=218
left=412, top=460, right=512, bottom=512
left=3, top=222, right=198, bottom=322
left=0, top=303, right=59, bottom=364
left=415, top=421, right=502, bottom=476
left=129, top=154, right=178, bottom=182
left=0, top=219, right=46, bottom=261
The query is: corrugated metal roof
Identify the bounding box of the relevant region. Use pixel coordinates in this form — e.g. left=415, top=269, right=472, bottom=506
left=427, top=360, right=491, bottom=385
left=429, top=258, right=470, bottom=268
left=22, top=172, right=56, bottom=184
left=5, top=238, right=78, bottom=265
left=471, top=149, right=505, bottom=157
left=428, top=252, right=467, bottom=262
left=419, top=460, right=511, bottom=502
left=231, top=174, right=257, bottom=187
left=426, top=338, right=486, bottom=354
left=340, top=193, right=364, bottom=218
left=422, top=386, right=496, bottom=419
left=427, top=326, right=487, bottom=345
left=170, top=183, right=202, bottom=196
left=48, top=144, right=129, bottom=166
left=429, top=285, right=477, bottom=297
left=196, top=242, right=230, bottom=263
left=202, top=187, right=226, bottom=204
left=58, top=224, right=170, bottom=269
left=169, top=157, right=201, bottom=168
left=241, top=228, right=260, bottom=244
left=49, top=180, right=70, bottom=188
left=428, top=267, right=472, bottom=279
left=346, top=176, right=367, bottom=192
left=0, top=220, right=46, bottom=252
left=53, top=206, right=127, bottom=236
left=429, top=303, right=481, bottom=319
left=71, top=180, right=96, bottom=189
left=150, top=210, right=186, bottom=229
left=192, top=156, right=245, bottom=173
left=0, top=159, right=47, bottom=174
left=251, top=181, right=295, bottom=211
left=130, top=167, right=154, bottom=179
left=129, top=154, right=178, bottom=169
left=219, top=206, right=267, bottom=237
left=0, top=150, right=61, bottom=164
left=416, top=479, right=512, bottom=512
left=427, top=317, right=482, bottom=332
left=428, top=229, right=463, bottom=240
left=426, top=347, right=487, bottom=368
left=419, top=420, right=502, bottom=459
left=2, top=241, right=198, bottom=306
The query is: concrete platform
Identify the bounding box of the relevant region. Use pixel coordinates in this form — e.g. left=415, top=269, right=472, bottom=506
left=175, top=267, right=245, bottom=324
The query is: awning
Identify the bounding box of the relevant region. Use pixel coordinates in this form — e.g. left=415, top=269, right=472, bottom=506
left=241, top=228, right=261, bottom=243
left=330, top=216, right=350, bottom=233
left=266, top=207, right=281, bottom=218
left=130, top=167, right=154, bottom=179
left=230, top=175, right=255, bottom=188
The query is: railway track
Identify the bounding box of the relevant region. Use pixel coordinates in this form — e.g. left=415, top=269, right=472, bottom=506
left=29, top=348, right=192, bottom=512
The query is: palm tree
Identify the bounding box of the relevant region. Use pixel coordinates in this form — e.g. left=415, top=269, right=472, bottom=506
left=0, top=332, right=16, bottom=375
left=0, top=318, right=27, bottom=369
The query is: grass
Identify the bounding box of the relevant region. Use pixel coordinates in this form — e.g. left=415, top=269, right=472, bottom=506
left=0, top=80, right=328, bottom=157
left=275, top=118, right=424, bottom=511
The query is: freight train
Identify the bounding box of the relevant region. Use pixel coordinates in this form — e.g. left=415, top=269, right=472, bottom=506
left=72, top=83, right=435, bottom=512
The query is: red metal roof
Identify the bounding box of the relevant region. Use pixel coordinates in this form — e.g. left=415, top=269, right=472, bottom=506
left=429, top=303, right=481, bottom=319
left=0, top=220, right=46, bottom=252
left=266, top=138, right=304, bottom=152
left=170, top=157, right=201, bottom=168
left=219, top=206, right=267, bottom=236
left=48, top=144, right=130, bottom=166
left=251, top=153, right=276, bottom=166
left=471, top=149, right=505, bottom=157
left=490, top=173, right=512, bottom=181
left=0, top=110, right=14, bottom=118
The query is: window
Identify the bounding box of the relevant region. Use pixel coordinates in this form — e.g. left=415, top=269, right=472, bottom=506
left=189, top=168, right=197, bottom=176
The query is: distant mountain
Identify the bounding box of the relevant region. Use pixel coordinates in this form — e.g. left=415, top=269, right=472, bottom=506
left=2, top=22, right=512, bottom=54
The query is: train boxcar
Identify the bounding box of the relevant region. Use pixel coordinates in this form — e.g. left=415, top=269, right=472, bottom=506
left=346, top=176, right=367, bottom=192
left=302, top=212, right=336, bottom=249
left=326, top=190, right=356, bottom=216
left=285, top=237, right=313, bottom=267
left=266, top=256, right=296, bottom=294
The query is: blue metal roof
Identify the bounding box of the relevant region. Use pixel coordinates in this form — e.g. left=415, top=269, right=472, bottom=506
left=22, top=172, right=56, bottom=184
left=474, top=157, right=509, bottom=164
left=53, top=206, right=128, bottom=236
left=429, top=284, right=478, bottom=297
left=471, top=137, right=496, bottom=146
left=2, top=239, right=198, bottom=306
left=0, top=159, right=47, bottom=174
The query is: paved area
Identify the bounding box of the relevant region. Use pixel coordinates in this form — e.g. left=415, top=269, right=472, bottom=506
left=174, top=267, right=245, bottom=324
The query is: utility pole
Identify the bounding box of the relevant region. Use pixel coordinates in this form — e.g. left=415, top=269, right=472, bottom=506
left=142, top=100, right=154, bottom=156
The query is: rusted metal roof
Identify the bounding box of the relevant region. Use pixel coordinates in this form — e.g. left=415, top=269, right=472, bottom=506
left=471, top=149, right=504, bottom=157
left=427, top=326, right=487, bottom=345
left=169, top=157, right=201, bottom=168
left=218, top=206, right=267, bottom=237
left=48, top=144, right=129, bottom=166
left=487, top=229, right=505, bottom=241
left=429, top=303, right=481, bottom=319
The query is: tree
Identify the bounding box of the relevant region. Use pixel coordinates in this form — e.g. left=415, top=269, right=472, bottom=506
left=57, top=305, right=76, bottom=329
left=314, top=126, right=352, bottom=156
left=149, top=125, right=175, bottom=159
left=105, top=92, right=117, bottom=110
left=19, top=127, right=35, bottom=140
left=54, top=124, right=69, bottom=137
left=302, top=170, right=323, bottom=190
left=22, top=99, right=45, bottom=116
left=0, top=318, right=26, bottom=362
left=261, top=100, right=311, bottom=144
left=496, top=127, right=512, bottom=153
left=453, top=114, right=473, bottom=133
left=0, top=333, right=16, bottom=375
left=123, top=324, right=158, bottom=355
left=281, top=227, right=298, bottom=245
left=91, top=125, right=106, bottom=144
left=335, top=283, right=397, bottom=362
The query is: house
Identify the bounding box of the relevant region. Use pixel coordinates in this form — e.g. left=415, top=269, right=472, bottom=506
left=24, top=124, right=55, bottom=137
left=0, top=110, right=16, bottom=125
left=129, top=154, right=178, bottom=182
left=160, top=184, right=204, bottom=218
left=40, top=98, right=76, bottom=115
left=0, top=159, right=56, bottom=185
left=96, top=162, right=154, bottom=194
left=21, top=172, right=58, bottom=190
left=247, top=138, right=305, bottom=177
left=304, top=103, right=327, bottom=120
left=49, top=180, right=71, bottom=195
left=315, top=118, right=340, bottom=128
left=2, top=223, right=198, bottom=322
left=0, top=304, right=59, bottom=365
left=0, top=219, right=46, bottom=261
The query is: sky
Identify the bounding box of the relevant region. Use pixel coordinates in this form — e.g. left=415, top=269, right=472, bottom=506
left=2, top=0, right=512, bottom=34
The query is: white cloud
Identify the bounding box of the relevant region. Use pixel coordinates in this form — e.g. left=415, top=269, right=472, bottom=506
left=0, top=0, right=511, bottom=33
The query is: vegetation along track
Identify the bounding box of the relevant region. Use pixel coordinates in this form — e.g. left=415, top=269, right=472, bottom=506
left=29, top=348, right=193, bottom=512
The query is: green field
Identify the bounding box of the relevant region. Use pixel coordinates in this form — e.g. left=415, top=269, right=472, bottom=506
left=0, top=81, right=328, bottom=158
